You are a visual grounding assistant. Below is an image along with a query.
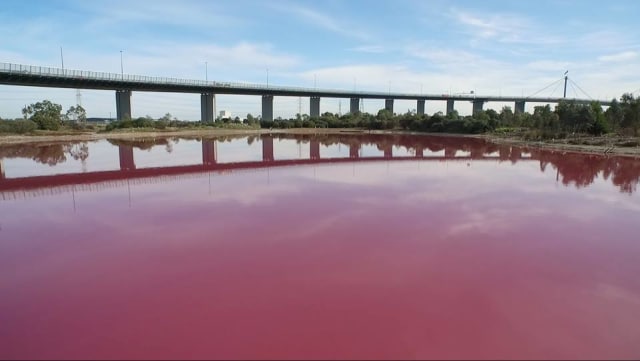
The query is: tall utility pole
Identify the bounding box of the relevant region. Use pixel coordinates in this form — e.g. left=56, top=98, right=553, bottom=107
left=60, top=47, right=64, bottom=72
left=120, top=50, right=124, bottom=79
left=563, top=70, right=568, bottom=98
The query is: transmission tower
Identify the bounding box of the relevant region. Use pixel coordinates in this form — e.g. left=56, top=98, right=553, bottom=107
left=76, top=89, right=82, bottom=107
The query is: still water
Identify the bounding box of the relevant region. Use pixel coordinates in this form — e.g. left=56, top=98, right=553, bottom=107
left=1, top=133, right=640, bottom=359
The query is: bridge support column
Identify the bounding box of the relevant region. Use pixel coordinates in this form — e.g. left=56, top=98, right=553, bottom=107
left=415, top=148, right=424, bottom=158
left=385, top=99, right=394, bottom=113
left=202, top=139, right=217, bottom=165
left=116, top=90, right=132, bottom=120
left=262, top=136, right=274, bottom=162
left=383, top=146, right=393, bottom=159
left=350, top=98, right=360, bottom=114
left=262, top=95, right=274, bottom=122
left=472, top=99, right=485, bottom=114
left=310, top=97, right=321, bottom=119
left=200, top=93, right=215, bottom=122
left=444, top=147, right=456, bottom=158
left=310, top=140, right=320, bottom=159
left=0, top=158, right=5, bottom=180
left=446, top=99, right=455, bottom=115
left=349, top=144, right=360, bottom=158
left=417, top=100, right=425, bottom=115
left=515, top=100, right=526, bottom=114
left=119, top=145, right=136, bottom=171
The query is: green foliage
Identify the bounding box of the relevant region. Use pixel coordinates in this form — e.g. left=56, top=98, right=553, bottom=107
left=22, top=100, right=63, bottom=130
left=0, top=119, right=38, bottom=134
left=66, top=105, right=87, bottom=123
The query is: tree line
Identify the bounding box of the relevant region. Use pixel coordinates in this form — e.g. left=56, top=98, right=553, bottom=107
left=261, top=93, right=640, bottom=139
left=2, top=93, right=640, bottom=137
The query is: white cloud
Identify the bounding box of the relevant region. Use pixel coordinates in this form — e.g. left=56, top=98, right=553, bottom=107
left=450, top=8, right=563, bottom=46
left=270, top=3, right=370, bottom=41
left=598, top=51, right=637, bottom=63
left=525, top=60, right=571, bottom=72
left=78, top=0, right=240, bottom=30
left=349, top=45, right=387, bottom=54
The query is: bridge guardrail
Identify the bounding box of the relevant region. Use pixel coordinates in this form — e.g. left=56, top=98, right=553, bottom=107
left=0, top=62, right=609, bottom=104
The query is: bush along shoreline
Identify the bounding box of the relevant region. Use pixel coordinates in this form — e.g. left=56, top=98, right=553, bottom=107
left=2, top=93, right=639, bottom=142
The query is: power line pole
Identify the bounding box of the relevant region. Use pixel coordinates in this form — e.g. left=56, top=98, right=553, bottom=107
left=120, top=50, right=124, bottom=80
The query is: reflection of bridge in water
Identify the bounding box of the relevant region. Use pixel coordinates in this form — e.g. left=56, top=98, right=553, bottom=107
left=1, top=134, right=639, bottom=199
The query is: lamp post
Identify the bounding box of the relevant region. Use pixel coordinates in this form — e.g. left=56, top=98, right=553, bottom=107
left=266, top=68, right=269, bottom=87
left=120, top=50, right=123, bottom=80
left=205, top=61, right=208, bottom=82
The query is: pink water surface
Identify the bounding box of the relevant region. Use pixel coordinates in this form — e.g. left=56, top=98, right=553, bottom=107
left=1, top=135, right=640, bottom=359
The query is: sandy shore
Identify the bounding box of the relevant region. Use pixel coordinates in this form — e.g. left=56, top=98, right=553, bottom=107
left=1, top=128, right=639, bottom=158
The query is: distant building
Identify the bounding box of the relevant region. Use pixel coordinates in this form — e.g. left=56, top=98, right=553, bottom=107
left=219, top=110, right=232, bottom=120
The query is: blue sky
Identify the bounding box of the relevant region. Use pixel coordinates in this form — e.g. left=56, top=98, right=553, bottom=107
left=1, top=0, right=639, bottom=119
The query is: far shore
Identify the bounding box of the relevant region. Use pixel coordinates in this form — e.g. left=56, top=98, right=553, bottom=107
left=1, top=128, right=639, bottom=158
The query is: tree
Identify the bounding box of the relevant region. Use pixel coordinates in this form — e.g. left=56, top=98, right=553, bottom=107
left=160, top=113, right=173, bottom=122
left=605, top=98, right=623, bottom=132
left=66, top=105, right=87, bottom=123
left=23, top=100, right=63, bottom=130
left=499, top=106, right=515, bottom=127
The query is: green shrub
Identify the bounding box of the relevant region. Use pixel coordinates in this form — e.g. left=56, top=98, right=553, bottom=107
left=0, top=119, right=38, bottom=134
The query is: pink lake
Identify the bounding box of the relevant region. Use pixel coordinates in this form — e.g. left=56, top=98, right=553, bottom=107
left=1, top=134, right=640, bottom=359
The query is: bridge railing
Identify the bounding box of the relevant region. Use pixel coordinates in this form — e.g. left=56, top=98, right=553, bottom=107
left=0, top=62, right=609, bottom=104
left=0, top=62, right=341, bottom=92
left=0, top=62, right=430, bottom=96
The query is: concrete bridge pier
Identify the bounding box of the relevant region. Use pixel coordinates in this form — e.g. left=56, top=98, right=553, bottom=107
left=383, top=146, right=393, bottom=159
left=415, top=148, right=424, bottom=158
left=310, top=97, right=321, bottom=118
left=446, top=99, right=455, bottom=115
left=202, top=139, right=217, bottom=165
left=200, top=93, right=215, bottom=122
left=444, top=147, right=456, bottom=158
left=310, top=140, right=321, bottom=159
left=472, top=99, right=485, bottom=114
left=0, top=158, right=5, bottom=180
left=350, top=98, right=360, bottom=114
left=385, top=99, right=394, bottom=113
left=417, top=100, right=425, bottom=116
left=119, top=145, right=136, bottom=171
left=515, top=100, right=526, bottom=114
left=349, top=144, right=360, bottom=158
left=262, top=95, right=274, bottom=122
left=115, top=90, right=132, bottom=120
left=262, top=136, right=274, bottom=162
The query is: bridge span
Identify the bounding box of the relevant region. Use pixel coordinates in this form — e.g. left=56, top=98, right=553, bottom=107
left=0, top=62, right=611, bottom=122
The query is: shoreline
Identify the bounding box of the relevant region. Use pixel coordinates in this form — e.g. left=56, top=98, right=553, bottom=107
left=1, top=128, right=639, bottom=158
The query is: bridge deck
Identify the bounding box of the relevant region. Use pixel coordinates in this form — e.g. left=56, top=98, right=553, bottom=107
left=0, top=62, right=609, bottom=104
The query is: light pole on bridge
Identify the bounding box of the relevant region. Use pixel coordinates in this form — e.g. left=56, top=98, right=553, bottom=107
left=205, top=61, right=208, bottom=82
left=120, top=50, right=124, bottom=80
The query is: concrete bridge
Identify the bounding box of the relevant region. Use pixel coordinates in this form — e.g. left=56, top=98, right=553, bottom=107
left=0, top=62, right=611, bottom=122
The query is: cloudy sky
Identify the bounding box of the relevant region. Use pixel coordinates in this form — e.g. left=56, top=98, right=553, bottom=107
left=1, top=0, right=639, bottom=119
